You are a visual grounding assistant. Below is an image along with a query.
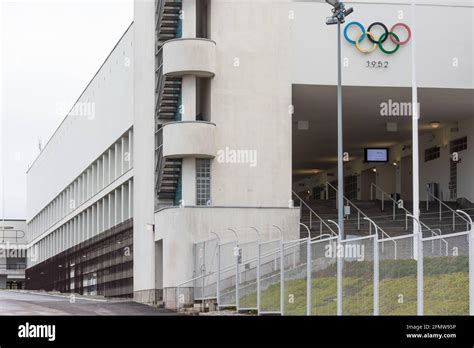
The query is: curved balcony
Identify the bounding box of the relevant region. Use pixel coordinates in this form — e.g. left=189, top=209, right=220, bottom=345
left=162, top=121, right=216, bottom=158
left=162, top=38, right=216, bottom=78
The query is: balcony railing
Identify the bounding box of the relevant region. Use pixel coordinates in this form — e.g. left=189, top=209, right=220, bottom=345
left=0, top=229, right=25, bottom=243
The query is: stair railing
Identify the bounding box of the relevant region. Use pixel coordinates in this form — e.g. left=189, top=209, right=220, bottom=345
left=325, top=182, right=397, bottom=255
left=325, top=182, right=370, bottom=233
left=371, top=182, right=409, bottom=227
left=292, top=191, right=337, bottom=237
left=155, top=128, right=165, bottom=196
left=426, top=188, right=470, bottom=232
left=370, top=183, right=447, bottom=243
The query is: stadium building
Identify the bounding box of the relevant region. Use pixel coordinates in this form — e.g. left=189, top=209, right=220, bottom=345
left=25, top=0, right=473, bottom=311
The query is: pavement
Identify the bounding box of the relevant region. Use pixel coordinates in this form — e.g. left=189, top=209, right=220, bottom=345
left=0, top=290, right=177, bottom=315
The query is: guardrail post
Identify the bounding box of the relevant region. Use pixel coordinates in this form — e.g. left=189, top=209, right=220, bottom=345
left=280, top=240, right=284, bottom=315
left=453, top=212, right=455, bottom=231
left=306, top=238, right=311, bottom=316
left=337, top=237, right=343, bottom=316
left=426, top=188, right=429, bottom=212
left=439, top=200, right=442, bottom=221
left=216, top=244, right=221, bottom=308
left=257, top=243, right=261, bottom=314
left=176, top=286, right=180, bottom=312
left=235, top=247, right=240, bottom=310
left=373, top=233, right=379, bottom=315
left=417, top=228, right=424, bottom=315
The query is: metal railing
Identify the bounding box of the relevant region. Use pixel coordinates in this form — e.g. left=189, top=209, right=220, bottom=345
left=0, top=263, right=27, bottom=270
left=426, top=189, right=471, bottom=231
left=0, top=229, right=25, bottom=243
left=325, top=182, right=395, bottom=245
left=178, top=224, right=473, bottom=315
left=292, top=191, right=337, bottom=237
left=370, top=183, right=448, bottom=245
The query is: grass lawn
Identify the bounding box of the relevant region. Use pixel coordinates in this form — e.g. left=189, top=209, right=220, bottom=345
left=239, top=256, right=469, bottom=315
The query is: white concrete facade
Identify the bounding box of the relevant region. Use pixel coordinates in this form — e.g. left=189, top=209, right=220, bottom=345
left=24, top=0, right=473, bottom=310
left=26, top=25, right=134, bottom=269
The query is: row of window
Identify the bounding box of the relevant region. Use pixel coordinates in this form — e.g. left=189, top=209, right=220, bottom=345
left=28, top=180, right=133, bottom=266
left=424, top=136, right=468, bottom=163
left=27, top=129, right=134, bottom=242
left=196, top=159, right=211, bottom=206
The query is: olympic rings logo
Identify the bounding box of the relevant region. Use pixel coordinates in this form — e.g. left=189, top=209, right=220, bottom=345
left=344, top=22, right=412, bottom=54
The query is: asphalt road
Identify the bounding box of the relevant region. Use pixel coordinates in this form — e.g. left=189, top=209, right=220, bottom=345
left=0, top=290, right=176, bottom=315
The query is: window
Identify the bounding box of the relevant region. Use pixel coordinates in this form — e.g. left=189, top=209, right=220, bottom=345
left=450, top=136, right=467, bottom=153
left=424, top=146, right=440, bottom=162
left=196, top=159, right=211, bottom=206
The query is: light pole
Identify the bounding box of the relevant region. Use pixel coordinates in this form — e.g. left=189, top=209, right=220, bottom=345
left=327, top=219, right=342, bottom=315
left=410, top=0, right=421, bottom=270
left=325, top=0, right=353, bottom=241
left=364, top=217, right=379, bottom=316
left=408, top=214, right=423, bottom=316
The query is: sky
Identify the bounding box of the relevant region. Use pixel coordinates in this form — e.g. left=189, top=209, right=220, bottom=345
left=0, top=0, right=133, bottom=219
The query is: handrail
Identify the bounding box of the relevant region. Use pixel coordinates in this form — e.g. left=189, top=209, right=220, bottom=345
left=292, top=191, right=337, bottom=237
left=426, top=189, right=470, bottom=231
left=370, top=183, right=444, bottom=240
left=431, top=228, right=449, bottom=256
left=325, top=182, right=397, bottom=253
left=0, top=229, right=25, bottom=243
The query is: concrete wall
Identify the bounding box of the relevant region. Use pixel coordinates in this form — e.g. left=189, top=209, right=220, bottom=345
left=27, top=25, right=134, bottom=220
left=290, top=1, right=473, bottom=89
left=210, top=0, right=293, bottom=207
left=155, top=206, right=300, bottom=305
left=133, top=0, right=156, bottom=303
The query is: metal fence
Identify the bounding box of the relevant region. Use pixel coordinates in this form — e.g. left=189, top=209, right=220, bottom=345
left=178, top=227, right=473, bottom=315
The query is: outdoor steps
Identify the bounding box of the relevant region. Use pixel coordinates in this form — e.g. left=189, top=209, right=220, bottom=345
left=299, top=199, right=473, bottom=238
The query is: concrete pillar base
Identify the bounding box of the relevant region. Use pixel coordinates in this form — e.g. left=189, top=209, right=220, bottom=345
left=163, top=286, right=194, bottom=310
left=133, top=289, right=163, bottom=304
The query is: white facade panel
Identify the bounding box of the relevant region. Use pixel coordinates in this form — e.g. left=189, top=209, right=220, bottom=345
left=27, top=25, right=134, bottom=220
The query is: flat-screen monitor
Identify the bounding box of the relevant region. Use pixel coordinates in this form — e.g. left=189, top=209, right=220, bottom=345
left=365, top=148, right=389, bottom=163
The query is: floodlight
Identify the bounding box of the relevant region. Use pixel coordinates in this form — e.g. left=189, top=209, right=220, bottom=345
left=344, top=7, right=354, bottom=17
left=326, top=16, right=339, bottom=25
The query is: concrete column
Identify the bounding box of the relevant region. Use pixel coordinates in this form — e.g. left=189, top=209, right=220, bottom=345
left=181, top=0, right=198, bottom=207
left=182, top=158, right=196, bottom=206
left=182, top=0, right=196, bottom=38
left=181, top=76, right=197, bottom=121
left=133, top=0, right=156, bottom=303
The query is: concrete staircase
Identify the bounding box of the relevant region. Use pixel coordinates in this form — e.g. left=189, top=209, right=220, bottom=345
left=299, top=198, right=474, bottom=238
left=155, top=0, right=183, bottom=205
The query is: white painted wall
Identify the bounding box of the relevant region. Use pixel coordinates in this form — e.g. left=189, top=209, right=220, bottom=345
left=27, top=25, right=134, bottom=220
left=155, top=206, right=300, bottom=288
left=210, top=0, right=293, bottom=207
left=133, top=0, right=156, bottom=302
left=290, top=1, right=473, bottom=88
